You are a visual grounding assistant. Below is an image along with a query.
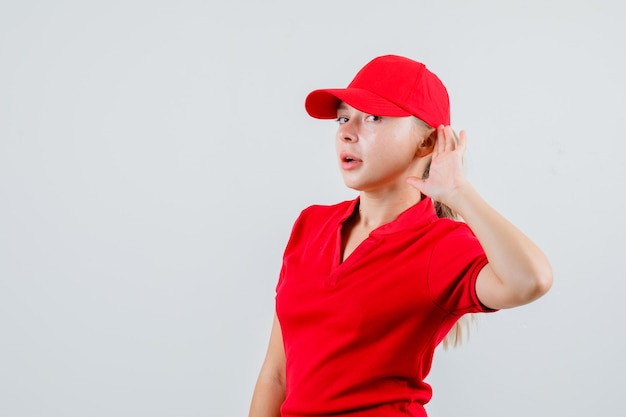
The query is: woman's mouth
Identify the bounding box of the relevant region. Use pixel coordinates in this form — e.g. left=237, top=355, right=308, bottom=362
left=340, top=152, right=362, bottom=170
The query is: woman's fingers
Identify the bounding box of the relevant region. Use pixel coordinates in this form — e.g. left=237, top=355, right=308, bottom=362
left=436, top=125, right=446, bottom=154
left=445, top=126, right=457, bottom=151
left=413, top=126, right=469, bottom=203
left=435, top=125, right=462, bottom=155
left=457, top=129, right=467, bottom=154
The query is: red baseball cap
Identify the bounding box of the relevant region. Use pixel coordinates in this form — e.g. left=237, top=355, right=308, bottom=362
left=305, top=55, right=450, bottom=127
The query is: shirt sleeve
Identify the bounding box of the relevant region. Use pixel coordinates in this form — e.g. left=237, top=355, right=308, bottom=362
left=426, top=221, right=492, bottom=315
left=275, top=207, right=311, bottom=294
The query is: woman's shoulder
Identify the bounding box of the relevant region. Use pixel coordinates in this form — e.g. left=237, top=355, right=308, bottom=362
left=427, top=216, right=479, bottom=244
left=298, top=198, right=357, bottom=221
left=285, top=199, right=358, bottom=240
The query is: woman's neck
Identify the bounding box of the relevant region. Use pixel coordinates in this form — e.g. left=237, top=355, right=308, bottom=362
left=356, top=186, right=423, bottom=230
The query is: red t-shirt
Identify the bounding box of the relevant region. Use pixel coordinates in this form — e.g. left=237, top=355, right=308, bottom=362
left=276, top=196, right=492, bottom=417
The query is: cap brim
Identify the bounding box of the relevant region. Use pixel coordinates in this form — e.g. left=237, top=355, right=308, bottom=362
left=305, top=88, right=411, bottom=119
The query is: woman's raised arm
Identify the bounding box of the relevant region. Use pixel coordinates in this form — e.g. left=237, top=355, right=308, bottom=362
left=407, top=125, right=553, bottom=310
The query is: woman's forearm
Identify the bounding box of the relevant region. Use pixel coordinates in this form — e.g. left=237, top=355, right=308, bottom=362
left=249, top=313, right=286, bottom=417
left=248, top=374, right=285, bottom=417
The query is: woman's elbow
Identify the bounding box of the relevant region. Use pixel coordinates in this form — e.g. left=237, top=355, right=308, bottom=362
left=526, top=262, right=554, bottom=302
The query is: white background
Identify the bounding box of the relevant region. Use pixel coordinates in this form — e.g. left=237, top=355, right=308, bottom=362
left=1, top=1, right=624, bottom=416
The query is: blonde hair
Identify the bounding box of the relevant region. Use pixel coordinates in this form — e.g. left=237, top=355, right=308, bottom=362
left=420, top=126, right=476, bottom=350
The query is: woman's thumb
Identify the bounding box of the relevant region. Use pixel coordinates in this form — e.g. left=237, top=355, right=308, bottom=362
left=406, top=176, right=426, bottom=191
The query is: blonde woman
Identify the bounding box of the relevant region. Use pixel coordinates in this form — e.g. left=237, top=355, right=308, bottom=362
left=249, top=55, right=552, bottom=417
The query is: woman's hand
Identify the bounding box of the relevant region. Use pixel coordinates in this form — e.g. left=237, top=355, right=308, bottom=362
left=406, top=125, right=469, bottom=208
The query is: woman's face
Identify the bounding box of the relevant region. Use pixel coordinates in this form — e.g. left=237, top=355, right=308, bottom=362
left=335, top=102, right=433, bottom=192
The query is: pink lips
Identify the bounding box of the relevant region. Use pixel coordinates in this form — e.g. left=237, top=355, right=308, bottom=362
left=339, top=152, right=362, bottom=170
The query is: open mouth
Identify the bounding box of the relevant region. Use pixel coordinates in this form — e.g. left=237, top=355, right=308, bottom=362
left=340, top=152, right=362, bottom=170
left=341, top=152, right=361, bottom=163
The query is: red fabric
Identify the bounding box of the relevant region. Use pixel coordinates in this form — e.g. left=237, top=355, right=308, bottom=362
left=275, top=196, right=492, bottom=417
left=305, top=55, right=450, bottom=128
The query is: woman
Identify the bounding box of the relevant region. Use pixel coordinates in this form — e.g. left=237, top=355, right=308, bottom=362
left=249, top=55, right=552, bottom=417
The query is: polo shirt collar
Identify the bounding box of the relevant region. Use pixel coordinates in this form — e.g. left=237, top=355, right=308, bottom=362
left=339, top=195, right=439, bottom=236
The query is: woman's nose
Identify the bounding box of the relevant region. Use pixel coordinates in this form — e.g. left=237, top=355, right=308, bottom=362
left=338, top=121, right=358, bottom=143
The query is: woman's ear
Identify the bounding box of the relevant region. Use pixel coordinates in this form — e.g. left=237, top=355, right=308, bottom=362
left=415, top=129, right=436, bottom=157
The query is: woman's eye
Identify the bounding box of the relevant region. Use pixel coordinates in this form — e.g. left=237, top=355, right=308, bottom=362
left=336, top=116, right=349, bottom=124
left=366, top=115, right=382, bottom=122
